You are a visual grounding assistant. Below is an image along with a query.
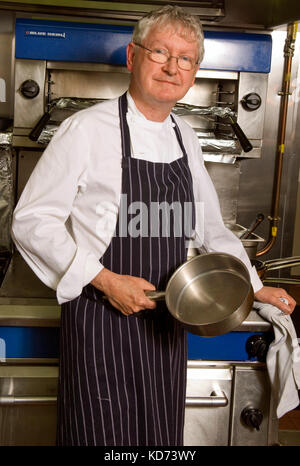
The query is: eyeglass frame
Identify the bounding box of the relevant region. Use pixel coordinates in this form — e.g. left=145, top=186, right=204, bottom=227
left=133, top=42, right=199, bottom=71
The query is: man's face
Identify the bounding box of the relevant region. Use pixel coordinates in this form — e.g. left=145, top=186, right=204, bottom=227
left=127, top=25, right=200, bottom=116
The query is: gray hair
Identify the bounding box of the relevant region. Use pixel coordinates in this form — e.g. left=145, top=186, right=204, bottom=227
left=132, top=5, right=205, bottom=64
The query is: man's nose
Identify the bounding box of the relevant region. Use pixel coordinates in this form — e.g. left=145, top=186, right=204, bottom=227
left=162, top=56, right=178, bottom=75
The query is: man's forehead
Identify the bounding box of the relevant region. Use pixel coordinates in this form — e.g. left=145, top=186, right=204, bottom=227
left=145, top=23, right=198, bottom=46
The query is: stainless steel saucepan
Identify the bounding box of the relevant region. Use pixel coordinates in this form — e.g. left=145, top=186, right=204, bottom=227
left=146, top=252, right=254, bottom=337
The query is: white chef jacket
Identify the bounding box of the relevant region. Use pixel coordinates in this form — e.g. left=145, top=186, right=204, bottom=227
left=12, top=92, right=263, bottom=304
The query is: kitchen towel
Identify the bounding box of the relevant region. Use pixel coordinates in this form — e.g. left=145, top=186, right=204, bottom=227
left=254, top=301, right=300, bottom=418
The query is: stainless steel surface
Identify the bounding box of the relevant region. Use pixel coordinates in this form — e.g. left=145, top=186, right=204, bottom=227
left=206, top=162, right=241, bottom=224
left=257, top=23, right=298, bottom=257
left=237, top=30, right=300, bottom=264
left=182, top=69, right=267, bottom=160
left=229, top=365, right=277, bottom=446
left=257, top=256, right=300, bottom=270
left=226, top=223, right=265, bottom=259
left=0, top=0, right=299, bottom=29
left=0, top=11, right=14, bottom=118
left=0, top=395, right=57, bottom=405
left=237, top=73, right=268, bottom=142
left=0, top=364, right=58, bottom=445
left=186, top=388, right=228, bottom=407
left=163, top=253, right=253, bottom=336
left=17, top=150, right=41, bottom=200
left=222, top=0, right=300, bottom=29
left=263, top=277, right=300, bottom=285
left=184, top=361, right=278, bottom=446
left=241, top=234, right=266, bottom=259
left=184, top=362, right=232, bottom=446
left=13, top=59, right=46, bottom=129
left=235, top=310, right=271, bottom=332
left=13, top=60, right=130, bottom=147
left=0, top=251, right=56, bottom=300
left=49, top=68, right=130, bottom=101
left=253, top=256, right=300, bottom=284
left=0, top=1, right=225, bottom=24
left=0, top=302, right=60, bottom=326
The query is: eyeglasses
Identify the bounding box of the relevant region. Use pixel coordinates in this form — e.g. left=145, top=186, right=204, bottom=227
left=133, top=42, right=198, bottom=71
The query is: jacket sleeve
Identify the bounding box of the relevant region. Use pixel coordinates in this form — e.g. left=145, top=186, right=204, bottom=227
left=11, top=116, right=102, bottom=304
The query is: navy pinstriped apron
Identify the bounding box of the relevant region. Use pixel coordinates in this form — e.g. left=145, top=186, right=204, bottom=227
left=57, top=93, right=195, bottom=446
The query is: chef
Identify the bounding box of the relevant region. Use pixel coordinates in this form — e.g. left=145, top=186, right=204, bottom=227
left=12, top=5, right=296, bottom=446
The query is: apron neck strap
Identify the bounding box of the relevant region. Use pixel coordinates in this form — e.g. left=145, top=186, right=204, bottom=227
left=119, top=92, right=131, bottom=159
left=118, top=92, right=188, bottom=160
left=170, top=114, right=188, bottom=159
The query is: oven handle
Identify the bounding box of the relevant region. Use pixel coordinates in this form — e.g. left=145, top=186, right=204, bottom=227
left=228, top=116, right=253, bottom=153
left=186, top=389, right=228, bottom=407
left=0, top=395, right=57, bottom=405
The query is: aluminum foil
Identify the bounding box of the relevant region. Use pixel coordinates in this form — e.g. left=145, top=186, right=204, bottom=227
left=0, top=132, right=12, bottom=146
left=0, top=139, right=13, bottom=252
left=36, top=97, right=103, bottom=144
left=203, top=154, right=237, bottom=164
left=53, top=97, right=102, bottom=111
left=199, top=137, right=240, bottom=153
left=37, top=100, right=238, bottom=152
left=173, top=102, right=236, bottom=118
left=37, top=124, right=59, bottom=145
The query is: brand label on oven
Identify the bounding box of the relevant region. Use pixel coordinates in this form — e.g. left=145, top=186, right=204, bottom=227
left=25, top=30, right=66, bottom=39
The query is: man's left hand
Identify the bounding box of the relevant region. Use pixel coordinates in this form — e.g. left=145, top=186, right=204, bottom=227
left=254, top=285, right=296, bottom=314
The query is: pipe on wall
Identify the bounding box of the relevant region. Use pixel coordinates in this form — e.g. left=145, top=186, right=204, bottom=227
left=257, top=21, right=298, bottom=257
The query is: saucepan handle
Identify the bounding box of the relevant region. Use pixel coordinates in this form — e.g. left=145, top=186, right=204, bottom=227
left=103, top=290, right=166, bottom=301
left=264, top=256, right=300, bottom=270
left=145, top=291, right=166, bottom=301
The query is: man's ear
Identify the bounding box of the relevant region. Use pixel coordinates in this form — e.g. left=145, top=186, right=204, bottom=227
left=191, top=64, right=200, bottom=86
left=126, top=42, right=135, bottom=72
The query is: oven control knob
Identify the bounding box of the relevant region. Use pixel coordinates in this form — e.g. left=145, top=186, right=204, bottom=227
left=20, top=79, right=40, bottom=99
left=241, top=92, right=262, bottom=111
left=246, top=334, right=269, bottom=361
left=241, top=407, right=263, bottom=431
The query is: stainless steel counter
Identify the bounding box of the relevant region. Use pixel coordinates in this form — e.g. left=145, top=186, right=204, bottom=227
left=0, top=252, right=59, bottom=326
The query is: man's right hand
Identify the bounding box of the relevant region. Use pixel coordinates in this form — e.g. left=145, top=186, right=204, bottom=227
left=90, top=268, right=157, bottom=316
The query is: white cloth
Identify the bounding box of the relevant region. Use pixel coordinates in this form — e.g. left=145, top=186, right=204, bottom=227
left=11, top=92, right=263, bottom=304
left=254, top=301, right=300, bottom=418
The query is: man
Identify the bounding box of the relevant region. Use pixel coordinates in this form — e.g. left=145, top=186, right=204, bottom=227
left=12, top=5, right=295, bottom=446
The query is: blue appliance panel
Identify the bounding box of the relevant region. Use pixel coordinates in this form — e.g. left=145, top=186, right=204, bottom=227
left=188, top=331, right=267, bottom=361
left=0, top=326, right=268, bottom=361
left=0, top=327, right=59, bottom=359
left=201, top=31, right=272, bottom=73
left=15, top=18, right=132, bottom=65
left=15, top=18, right=272, bottom=73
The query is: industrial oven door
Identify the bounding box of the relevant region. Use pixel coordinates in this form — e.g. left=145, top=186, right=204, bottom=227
left=184, top=361, right=232, bottom=446
left=229, top=365, right=277, bottom=446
